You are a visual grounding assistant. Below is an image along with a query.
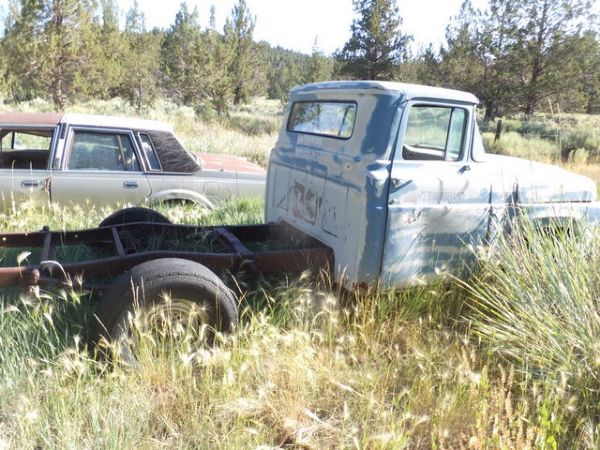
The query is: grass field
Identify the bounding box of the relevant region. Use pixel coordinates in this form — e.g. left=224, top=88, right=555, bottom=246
left=1, top=98, right=600, bottom=447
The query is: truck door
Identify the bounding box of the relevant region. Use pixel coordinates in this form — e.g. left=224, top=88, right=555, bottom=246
left=380, top=102, right=492, bottom=286
left=50, top=128, right=151, bottom=208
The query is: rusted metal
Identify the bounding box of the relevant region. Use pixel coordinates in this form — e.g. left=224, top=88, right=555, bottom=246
left=0, top=222, right=334, bottom=290
left=41, top=231, right=53, bottom=261
left=111, top=227, right=125, bottom=257
left=0, top=112, right=63, bottom=126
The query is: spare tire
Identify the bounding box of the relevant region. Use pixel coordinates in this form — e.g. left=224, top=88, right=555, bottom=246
left=99, top=207, right=171, bottom=227
left=93, top=258, right=238, bottom=363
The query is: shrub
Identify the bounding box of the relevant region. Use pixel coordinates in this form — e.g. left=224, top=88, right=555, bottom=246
left=482, top=131, right=559, bottom=160
left=561, top=125, right=600, bottom=161
left=468, top=222, right=600, bottom=421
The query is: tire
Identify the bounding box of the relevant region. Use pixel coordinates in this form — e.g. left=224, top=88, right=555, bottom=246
left=99, top=207, right=171, bottom=227
left=93, top=258, right=238, bottom=363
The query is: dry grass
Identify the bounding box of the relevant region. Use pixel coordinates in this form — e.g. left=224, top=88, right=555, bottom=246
left=0, top=100, right=599, bottom=447
left=0, top=259, right=557, bottom=449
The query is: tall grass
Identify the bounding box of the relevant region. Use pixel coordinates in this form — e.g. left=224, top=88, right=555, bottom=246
left=468, top=222, right=600, bottom=446
left=1, top=99, right=600, bottom=447
left=0, top=258, right=543, bottom=448
left=2, top=200, right=598, bottom=447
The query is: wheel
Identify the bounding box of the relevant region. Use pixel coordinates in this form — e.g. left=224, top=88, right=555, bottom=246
left=99, top=207, right=171, bottom=227
left=93, top=258, right=238, bottom=363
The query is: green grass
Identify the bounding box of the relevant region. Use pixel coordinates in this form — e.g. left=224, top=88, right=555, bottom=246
left=1, top=200, right=600, bottom=448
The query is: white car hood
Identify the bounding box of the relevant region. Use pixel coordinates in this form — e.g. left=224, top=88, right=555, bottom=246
left=486, top=154, right=597, bottom=203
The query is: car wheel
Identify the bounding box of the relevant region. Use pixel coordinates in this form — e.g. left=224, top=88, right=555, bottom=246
left=93, top=258, right=238, bottom=364
left=99, top=207, right=171, bottom=227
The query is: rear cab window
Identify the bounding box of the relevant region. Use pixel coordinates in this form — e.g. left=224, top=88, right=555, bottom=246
left=288, top=101, right=357, bottom=139
left=402, top=105, right=467, bottom=161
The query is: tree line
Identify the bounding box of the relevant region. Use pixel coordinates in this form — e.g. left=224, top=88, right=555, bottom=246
left=0, top=0, right=598, bottom=120
left=0, top=0, right=332, bottom=113
left=336, top=0, right=600, bottom=119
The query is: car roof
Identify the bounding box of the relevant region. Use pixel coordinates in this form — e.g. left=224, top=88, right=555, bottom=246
left=0, top=112, right=173, bottom=132
left=0, top=112, right=63, bottom=127
left=61, top=113, right=173, bottom=132
left=291, top=80, right=479, bottom=104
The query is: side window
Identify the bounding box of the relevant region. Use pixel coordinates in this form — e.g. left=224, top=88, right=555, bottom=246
left=139, top=133, right=162, bottom=171
left=402, top=105, right=467, bottom=161
left=0, top=129, right=53, bottom=169
left=68, top=131, right=140, bottom=171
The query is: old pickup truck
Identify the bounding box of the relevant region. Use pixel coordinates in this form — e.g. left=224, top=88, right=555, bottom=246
left=0, top=81, right=598, bottom=349
left=0, top=113, right=265, bottom=210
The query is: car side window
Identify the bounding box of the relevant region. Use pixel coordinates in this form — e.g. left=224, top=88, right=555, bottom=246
left=68, top=131, right=140, bottom=171
left=0, top=129, right=53, bottom=169
left=402, top=105, right=467, bottom=161
left=139, top=133, right=162, bottom=171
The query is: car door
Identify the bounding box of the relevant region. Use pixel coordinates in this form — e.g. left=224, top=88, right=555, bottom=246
left=0, top=128, right=54, bottom=210
left=380, top=101, right=492, bottom=285
left=50, top=127, right=151, bottom=208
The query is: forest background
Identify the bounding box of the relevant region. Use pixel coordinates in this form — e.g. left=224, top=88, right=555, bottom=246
left=0, top=0, right=597, bottom=122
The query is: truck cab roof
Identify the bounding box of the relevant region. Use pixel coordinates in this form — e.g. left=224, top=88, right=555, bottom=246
left=291, top=80, right=479, bottom=105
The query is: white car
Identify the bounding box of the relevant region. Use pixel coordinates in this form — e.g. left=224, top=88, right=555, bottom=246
left=0, top=112, right=266, bottom=210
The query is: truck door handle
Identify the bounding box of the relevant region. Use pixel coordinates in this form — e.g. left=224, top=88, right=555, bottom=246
left=460, top=165, right=471, bottom=173
left=21, top=179, right=43, bottom=188
left=123, top=181, right=138, bottom=189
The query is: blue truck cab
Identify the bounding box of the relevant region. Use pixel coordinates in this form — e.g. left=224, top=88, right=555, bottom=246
left=266, top=81, right=599, bottom=288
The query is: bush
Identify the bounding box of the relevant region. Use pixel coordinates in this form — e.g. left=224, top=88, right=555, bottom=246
left=499, top=118, right=523, bottom=133
left=561, top=125, right=600, bottom=161
left=482, top=131, right=559, bottom=160
left=519, top=120, right=558, bottom=138
left=469, top=222, right=600, bottom=420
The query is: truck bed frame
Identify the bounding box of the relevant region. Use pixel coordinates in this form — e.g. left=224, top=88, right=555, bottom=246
left=0, top=221, right=333, bottom=292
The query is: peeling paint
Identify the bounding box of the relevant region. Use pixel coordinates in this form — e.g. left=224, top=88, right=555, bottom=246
left=266, top=81, right=600, bottom=290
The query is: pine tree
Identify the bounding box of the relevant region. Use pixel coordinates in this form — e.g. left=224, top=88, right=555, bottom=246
left=548, top=31, right=600, bottom=114
left=579, top=32, right=600, bottom=114
left=478, top=0, right=521, bottom=119
left=412, top=45, right=442, bottom=86
left=2, top=0, right=45, bottom=102
left=439, top=1, right=485, bottom=99
left=93, top=0, right=126, bottom=99
left=306, top=37, right=333, bottom=83
left=199, top=20, right=232, bottom=114
left=224, top=0, right=256, bottom=105
left=35, top=0, right=102, bottom=109
left=517, top=0, right=590, bottom=118
left=335, top=0, right=412, bottom=80
left=265, top=45, right=309, bottom=102
left=161, top=3, right=204, bottom=105
left=120, top=0, right=160, bottom=109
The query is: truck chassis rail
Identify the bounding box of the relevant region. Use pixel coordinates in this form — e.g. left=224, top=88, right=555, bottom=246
left=0, top=222, right=333, bottom=291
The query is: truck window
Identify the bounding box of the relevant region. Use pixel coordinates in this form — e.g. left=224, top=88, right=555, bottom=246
left=67, top=131, right=140, bottom=171
left=402, top=105, right=466, bottom=161
left=288, top=101, right=356, bottom=139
